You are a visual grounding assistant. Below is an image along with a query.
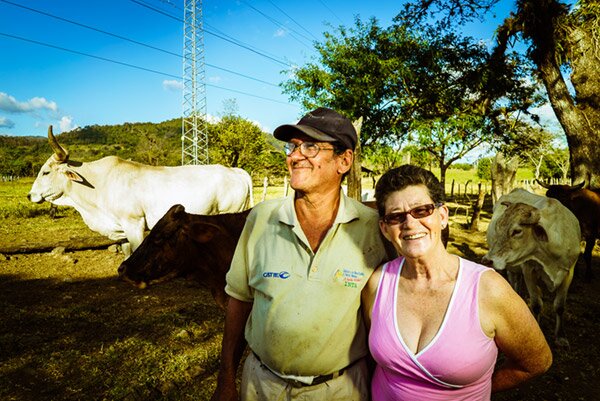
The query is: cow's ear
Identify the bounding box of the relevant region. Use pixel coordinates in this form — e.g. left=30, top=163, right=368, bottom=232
left=64, top=167, right=85, bottom=183
left=186, top=222, right=221, bottom=244
left=533, top=224, right=549, bottom=242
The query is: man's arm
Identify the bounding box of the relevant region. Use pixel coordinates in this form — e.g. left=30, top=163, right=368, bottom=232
left=211, top=297, right=253, bottom=401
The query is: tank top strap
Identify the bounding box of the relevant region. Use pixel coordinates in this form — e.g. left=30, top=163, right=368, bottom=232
left=373, top=257, right=404, bottom=312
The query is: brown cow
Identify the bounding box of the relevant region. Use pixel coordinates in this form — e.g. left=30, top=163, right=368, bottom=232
left=117, top=204, right=251, bottom=309
left=538, top=181, right=600, bottom=279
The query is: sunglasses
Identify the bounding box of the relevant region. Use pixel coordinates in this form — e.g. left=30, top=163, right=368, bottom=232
left=381, top=203, right=443, bottom=225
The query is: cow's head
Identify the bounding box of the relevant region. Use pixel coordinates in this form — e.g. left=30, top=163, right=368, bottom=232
left=118, top=205, right=247, bottom=295
left=483, top=202, right=549, bottom=271
left=537, top=180, right=585, bottom=208
left=27, top=126, right=85, bottom=204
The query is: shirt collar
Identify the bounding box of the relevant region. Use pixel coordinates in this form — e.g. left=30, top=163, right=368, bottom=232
left=277, top=189, right=360, bottom=227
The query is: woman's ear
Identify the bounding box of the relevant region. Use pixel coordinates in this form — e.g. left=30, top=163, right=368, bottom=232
left=439, top=204, right=450, bottom=228
left=379, top=219, right=393, bottom=242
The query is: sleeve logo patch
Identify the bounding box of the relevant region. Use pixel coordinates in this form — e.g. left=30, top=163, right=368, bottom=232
left=262, top=271, right=290, bottom=279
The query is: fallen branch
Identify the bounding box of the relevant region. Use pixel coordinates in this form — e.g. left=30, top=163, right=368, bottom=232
left=0, top=236, right=120, bottom=255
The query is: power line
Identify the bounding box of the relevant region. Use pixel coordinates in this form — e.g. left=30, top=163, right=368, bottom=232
left=265, top=0, right=319, bottom=41
left=0, top=31, right=180, bottom=79
left=239, top=0, right=313, bottom=48
left=129, top=0, right=292, bottom=66
left=0, top=0, right=278, bottom=87
left=317, top=0, right=344, bottom=25
left=0, top=31, right=294, bottom=106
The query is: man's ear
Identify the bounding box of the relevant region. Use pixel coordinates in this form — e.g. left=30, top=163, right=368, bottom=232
left=337, top=149, right=353, bottom=175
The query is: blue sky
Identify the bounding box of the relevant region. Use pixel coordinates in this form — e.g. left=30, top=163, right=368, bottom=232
left=0, top=0, right=556, bottom=139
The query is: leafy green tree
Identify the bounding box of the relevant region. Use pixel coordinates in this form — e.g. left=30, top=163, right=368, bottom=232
left=207, top=115, right=285, bottom=179
left=134, top=129, right=174, bottom=166
left=411, top=114, right=494, bottom=189
left=398, top=0, right=600, bottom=185
left=282, top=15, right=539, bottom=185
left=362, top=143, right=404, bottom=174
left=477, top=157, right=493, bottom=181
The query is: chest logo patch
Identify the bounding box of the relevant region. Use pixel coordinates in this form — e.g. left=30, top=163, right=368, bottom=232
left=333, top=269, right=365, bottom=288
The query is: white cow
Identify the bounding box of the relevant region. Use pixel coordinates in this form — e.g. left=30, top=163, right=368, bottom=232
left=28, top=126, right=253, bottom=256
left=483, top=188, right=581, bottom=346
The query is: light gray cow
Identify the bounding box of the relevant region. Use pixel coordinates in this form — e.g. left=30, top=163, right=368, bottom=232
left=28, top=126, right=253, bottom=256
left=483, top=188, right=581, bottom=346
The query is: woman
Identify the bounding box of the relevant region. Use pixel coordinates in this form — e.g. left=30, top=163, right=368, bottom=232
left=362, top=165, right=552, bottom=400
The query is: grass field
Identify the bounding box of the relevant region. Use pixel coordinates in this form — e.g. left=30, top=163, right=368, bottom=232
left=3, top=167, right=600, bottom=401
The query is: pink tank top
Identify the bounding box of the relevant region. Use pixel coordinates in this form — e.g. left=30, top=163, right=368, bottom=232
left=369, top=257, right=498, bottom=401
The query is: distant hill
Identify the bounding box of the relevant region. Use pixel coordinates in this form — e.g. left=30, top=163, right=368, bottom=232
left=0, top=119, right=183, bottom=177
left=0, top=117, right=285, bottom=179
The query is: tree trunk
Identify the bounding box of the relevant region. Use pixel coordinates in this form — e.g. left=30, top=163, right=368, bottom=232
left=347, top=117, right=363, bottom=201
left=490, top=152, right=518, bottom=204
left=536, top=15, right=600, bottom=186
left=439, top=162, right=448, bottom=201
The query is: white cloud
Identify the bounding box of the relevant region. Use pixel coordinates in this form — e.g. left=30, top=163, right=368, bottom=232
left=205, top=114, right=220, bottom=124
left=162, top=79, right=183, bottom=91
left=208, top=76, right=222, bottom=83
left=274, top=28, right=286, bottom=37
left=59, top=116, right=78, bottom=132
left=0, top=117, right=15, bottom=128
left=0, top=92, right=58, bottom=113
left=251, top=119, right=270, bottom=133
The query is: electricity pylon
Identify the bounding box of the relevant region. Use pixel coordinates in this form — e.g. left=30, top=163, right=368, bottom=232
left=181, top=0, right=209, bottom=165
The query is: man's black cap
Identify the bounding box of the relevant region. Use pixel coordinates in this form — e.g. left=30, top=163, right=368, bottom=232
left=273, top=107, right=357, bottom=150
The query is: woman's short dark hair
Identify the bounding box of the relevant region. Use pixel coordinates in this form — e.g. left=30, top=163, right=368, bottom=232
left=374, top=165, right=444, bottom=217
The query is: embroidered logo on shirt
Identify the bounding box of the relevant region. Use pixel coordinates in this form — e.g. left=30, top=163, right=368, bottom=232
left=262, top=271, right=290, bottom=279
left=333, top=269, right=365, bottom=288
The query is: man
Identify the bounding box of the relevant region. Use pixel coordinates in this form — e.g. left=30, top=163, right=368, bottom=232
left=211, top=107, right=391, bottom=401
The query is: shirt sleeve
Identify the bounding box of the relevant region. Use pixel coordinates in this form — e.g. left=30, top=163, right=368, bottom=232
left=224, top=209, right=256, bottom=302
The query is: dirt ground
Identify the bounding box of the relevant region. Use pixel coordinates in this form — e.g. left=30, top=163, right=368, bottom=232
left=1, top=211, right=600, bottom=400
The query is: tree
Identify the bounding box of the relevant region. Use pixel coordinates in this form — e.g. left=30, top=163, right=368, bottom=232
left=410, top=114, right=494, bottom=189
left=134, top=129, right=173, bottom=166
left=541, top=147, right=570, bottom=181
left=399, top=0, right=600, bottom=186
left=362, top=143, right=404, bottom=173
left=207, top=115, right=284, bottom=178
left=282, top=16, right=539, bottom=179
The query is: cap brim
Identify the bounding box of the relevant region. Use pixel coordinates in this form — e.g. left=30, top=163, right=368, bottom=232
left=273, top=124, right=337, bottom=143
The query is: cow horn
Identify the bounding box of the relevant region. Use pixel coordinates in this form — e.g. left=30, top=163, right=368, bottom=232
left=572, top=181, right=585, bottom=190
left=48, top=125, right=69, bottom=162
left=536, top=179, right=550, bottom=189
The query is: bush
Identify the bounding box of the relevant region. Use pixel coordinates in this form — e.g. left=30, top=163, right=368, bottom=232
left=453, top=163, right=473, bottom=171
left=477, top=157, right=493, bottom=181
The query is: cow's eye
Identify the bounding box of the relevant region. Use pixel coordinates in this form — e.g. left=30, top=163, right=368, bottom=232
left=42, top=171, right=50, bottom=176
left=511, top=228, right=523, bottom=237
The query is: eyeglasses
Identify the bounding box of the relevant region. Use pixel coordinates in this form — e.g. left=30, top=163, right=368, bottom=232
left=381, top=203, right=443, bottom=225
left=284, top=142, right=335, bottom=158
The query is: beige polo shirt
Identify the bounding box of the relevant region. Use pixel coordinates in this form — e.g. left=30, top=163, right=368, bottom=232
left=225, top=192, right=389, bottom=376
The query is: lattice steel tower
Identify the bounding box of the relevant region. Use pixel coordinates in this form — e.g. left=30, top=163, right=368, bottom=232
left=181, top=0, right=209, bottom=165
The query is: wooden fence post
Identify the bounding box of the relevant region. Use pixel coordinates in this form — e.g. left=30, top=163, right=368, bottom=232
left=469, top=183, right=486, bottom=231
left=261, top=177, right=268, bottom=202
